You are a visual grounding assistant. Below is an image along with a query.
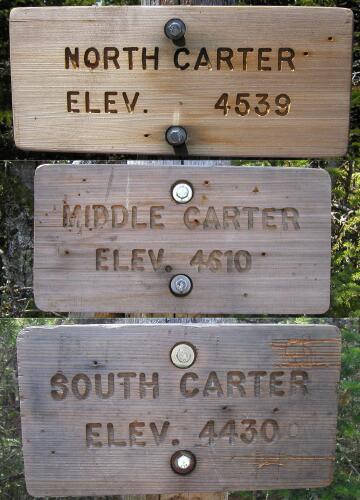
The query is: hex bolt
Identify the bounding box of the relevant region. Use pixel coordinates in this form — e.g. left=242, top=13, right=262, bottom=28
left=171, top=450, right=196, bottom=475
left=170, top=274, right=193, bottom=297
left=164, top=18, right=186, bottom=41
left=172, top=181, right=193, bottom=203
left=171, top=343, right=196, bottom=368
left=166, top=126, right=187, bottom=147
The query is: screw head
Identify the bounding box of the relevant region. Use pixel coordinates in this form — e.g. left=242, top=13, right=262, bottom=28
left=166, top=126, right=187, bottom=147
left=164, top=18, right=186, bottom=41
left=171, top=343, right=196, bottom=368
left=171, top=450, right=196, bottom=475
left=172, top=181, right=193, bottom=203
left=170, top=274, right=193, bottom=297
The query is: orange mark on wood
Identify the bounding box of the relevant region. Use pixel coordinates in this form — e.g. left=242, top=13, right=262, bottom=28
left=271, top=338, right=340, bottom=368
left=257, top=459, right=284, bottom=469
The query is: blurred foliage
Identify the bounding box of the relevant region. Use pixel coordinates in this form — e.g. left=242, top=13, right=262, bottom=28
left=0, top=318, right=359, bottom=500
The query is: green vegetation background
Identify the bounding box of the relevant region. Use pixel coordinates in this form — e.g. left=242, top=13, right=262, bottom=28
left=0, top=318, right=359, bottom=500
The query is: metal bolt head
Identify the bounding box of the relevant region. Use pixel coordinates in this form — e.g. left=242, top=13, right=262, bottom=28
left=170, top=274, right=193, bottom=297
left=166, top=126, right=187, bottom=147
left=172, top=181, right=193, bottom=203
left=164, top=18, right=186, bottom=41
left=171, top=450, right=196, bottom=475
left=171, top=343, right=196, bottom=368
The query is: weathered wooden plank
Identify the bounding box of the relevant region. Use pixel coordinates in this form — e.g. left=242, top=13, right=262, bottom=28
left=10, top=6, right=353, bottom=157
left=34, top=164, right=330, bottom=314
left=17, top=323, right=340, bottom=496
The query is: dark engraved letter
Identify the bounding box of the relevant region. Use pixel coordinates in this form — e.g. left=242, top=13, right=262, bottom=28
left=258, top=48, right=272, bottom=71
left=217, top=48, right=234, bottom=70
left=67, top=91, right=80, bottom=113
left=65, top=47, right=79, bottom=69
left=227, top=371, right=246, bottom=397
left=237, top=48, right=253, bottom=70
left=203, top=371, right=224, bottom=397
left=84, top=47, right=100, bottom=69
left=248, top=371, right=267, bottom=397
left=51, top=373, right=69, bottom=400
left=223, top=206, right=240, bottom=229
left=93, top=205, right=109, bottom=227
left=270, top=371, right=285, bottom=396
left=122, top=92, right=139, bottom=113
left=107, top=423, right=126, bottom=447
left=150, top=421, right=170, bottom=445
left=72, top=373, right=92, bottom=400
left=85, top=92, right=100, bottom=113
left=203, top=207, right=221, bottom=230
left=131, top=249, right=146, bottom=271
left=150, top=206, right=165, bottom=229
left=180, top=372, right=199, bottom=397
left=262, top=208, right=277, bottom=230
left=95, top=373, right=114, bottom=399
left=243, top=207, right=259, bottom=229
left=290, top=370, right=308, bottom=395
left=282, top=208, right=300, bottom=230
left=148, top=249, right=164, bottom=271
left=132, top=206, right=147, bottom=229
left=142, top=47, right=159, bottom=70
left=194, top=47, right=212, bottom=70
left=278, top=48, right=295, bottom=71
left=174, top=48, right=190, bottom=70
left=140, top=373, right=159, bottom=399
left=117, top=372, right=137, bottom=399
left=63, top=204, right=81, bottom=227
left=129, top=421, right=146, bottom=446
left=86, top=423, right=102, bottom=448
left=112, top=205, right=128, bottom=227
left=184, top=207, right=200, bottom=229
left=105, top=92, right=118, bottom=113
left=96, top=248, right=109, bottom=271
left=104, top=47, right=120, bottom=69
left=123, top=47, right=139, bottom=70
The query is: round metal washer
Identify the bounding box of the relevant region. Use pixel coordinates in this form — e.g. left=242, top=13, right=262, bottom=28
left=171, top=342, right=196, bottom=368
left=164, top=18, right=186, bottom=41
left=172, top=181, right=193, bottom=203
left=170, top=450, right=196, bottom=475
left=166, top=126, right=187, bottom=147
left=170, top=274, right=193, bottom=297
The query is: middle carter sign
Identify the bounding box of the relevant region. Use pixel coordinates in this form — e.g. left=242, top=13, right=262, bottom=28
left=34, top=165, right=330, bottom=313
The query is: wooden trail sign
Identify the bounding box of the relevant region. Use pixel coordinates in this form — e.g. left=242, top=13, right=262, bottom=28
left=34, top=164, right=331, bottom=314
left=10, top=6, right=352, bottom=157
left=17, top=323, right=341, bottom=496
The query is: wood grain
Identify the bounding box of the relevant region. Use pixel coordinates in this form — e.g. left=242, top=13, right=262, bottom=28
left=10, top=6, right=353, bottom=157
left=34, top=164, right=331, bottom=314
left=17, top=323, right=340, bottom=496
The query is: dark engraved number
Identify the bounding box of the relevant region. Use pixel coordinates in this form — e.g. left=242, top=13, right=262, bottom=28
left=215, top=93, right=291, bottom=116
left=275, top=93, right=291, bottom=116
left=207, top=250, right=223, bottom=272
left=190, top=250, right=252, bottom=273
left=255, top=93, right=270, bottom=116
left=189, top=249, right=208, bottom=271
left=240, top=419, right=257, bottom=444
left=235, top=93, right=250, bottom=116
left=199, top=420, right=217, bottom=445
left=199, top=419, right=279, bottom=446
left=260, top=419, right=279, bottom=443
left=214, top=93, right=230, bottom=116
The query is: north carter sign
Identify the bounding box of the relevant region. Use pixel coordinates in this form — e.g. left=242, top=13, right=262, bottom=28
left=33, top=164, right=331, bottom=314
left=17, top=323, right=341, bottom=496
left=10, top=6, right=353, bottom=156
